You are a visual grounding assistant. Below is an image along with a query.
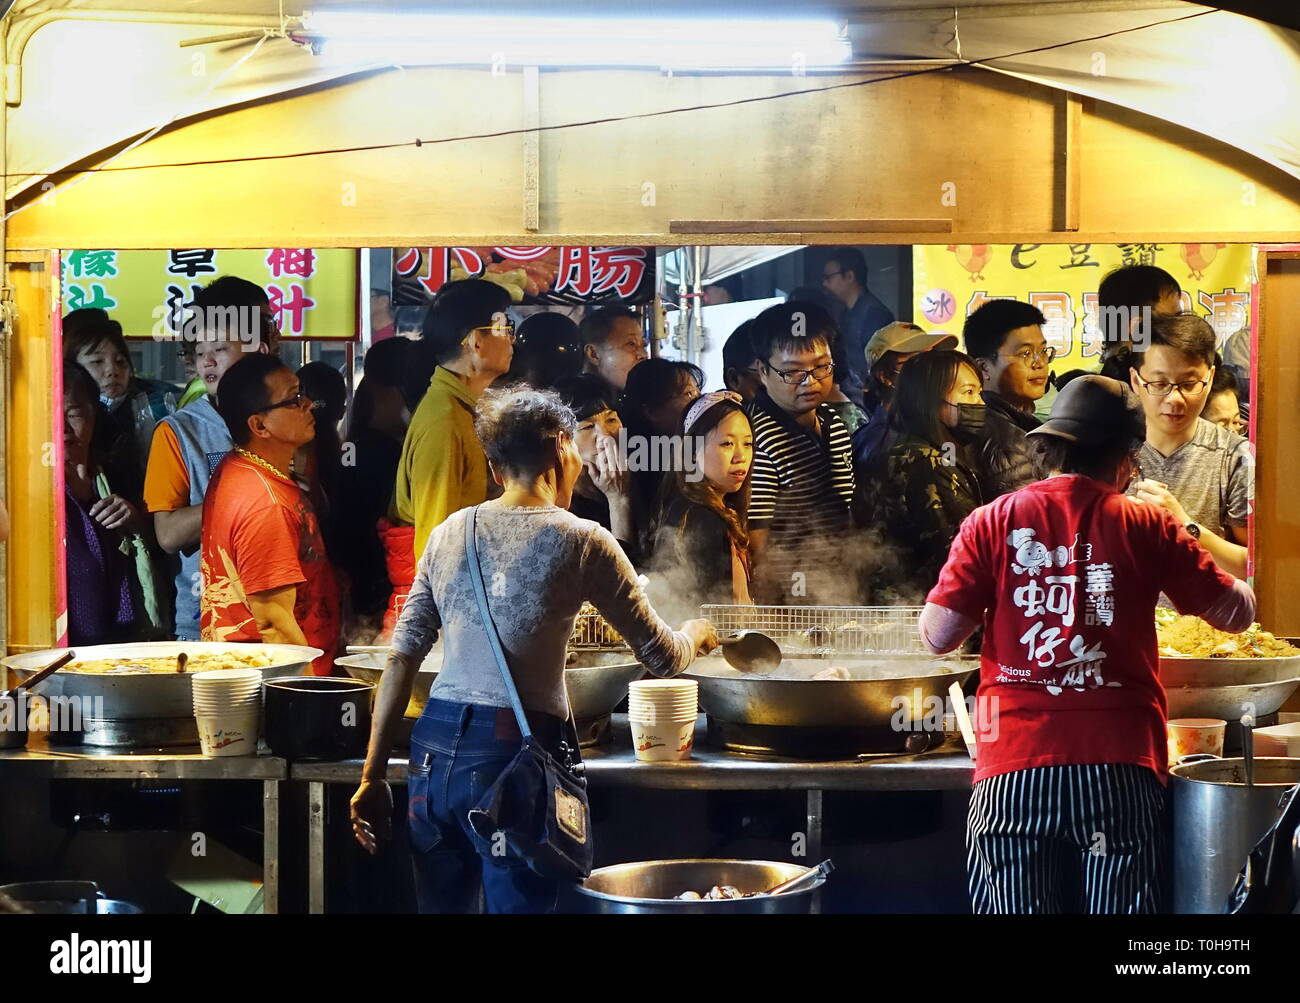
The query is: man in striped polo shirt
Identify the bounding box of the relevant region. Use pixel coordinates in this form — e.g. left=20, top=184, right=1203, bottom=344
left=745, top=302, right=855, bottom=605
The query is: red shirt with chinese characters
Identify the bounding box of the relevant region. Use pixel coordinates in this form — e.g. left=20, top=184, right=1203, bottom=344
left=927, top=474, right=1236, bottom=785
left=200, top=452, right=340, bottom=675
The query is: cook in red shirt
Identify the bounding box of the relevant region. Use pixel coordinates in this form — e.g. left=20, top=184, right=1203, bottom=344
left=920, top=375, right=1255, bottom=914
left=200, top=354, right=340, bottom=675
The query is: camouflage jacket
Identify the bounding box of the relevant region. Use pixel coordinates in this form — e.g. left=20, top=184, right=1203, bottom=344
left=866, top=434, right=982, bottom=595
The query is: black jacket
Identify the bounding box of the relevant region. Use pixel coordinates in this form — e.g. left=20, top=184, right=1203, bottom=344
left=974, top=392, right=1042, bottom=502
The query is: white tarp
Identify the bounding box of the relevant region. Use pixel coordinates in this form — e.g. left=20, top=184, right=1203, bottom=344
left=5, top=1, right=1299, bottom=200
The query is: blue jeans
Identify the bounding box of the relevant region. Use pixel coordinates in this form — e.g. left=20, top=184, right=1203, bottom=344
left=406, top=698, right=566, bottom=914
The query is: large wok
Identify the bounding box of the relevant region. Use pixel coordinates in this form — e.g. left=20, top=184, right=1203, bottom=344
left=1159, top=653, right=1300, bottom=719
left=685, top=654, right=978, bottom=729
left=337, top=647, right=644, bottom=723
left=0, top=642, right=321, bottom=720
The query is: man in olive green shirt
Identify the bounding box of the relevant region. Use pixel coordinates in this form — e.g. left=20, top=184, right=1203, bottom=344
left=393, top=280, right=515, bottom=557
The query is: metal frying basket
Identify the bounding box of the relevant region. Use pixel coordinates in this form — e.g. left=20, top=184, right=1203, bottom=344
left=701, top=604, right=926, bottom=656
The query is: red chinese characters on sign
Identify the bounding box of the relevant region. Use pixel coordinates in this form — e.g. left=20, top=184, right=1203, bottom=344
left=268, top=284, right=316, bottom=336
left=267, top=248, right=317, bottom=279
left=395, top=246, right=650, bottom=303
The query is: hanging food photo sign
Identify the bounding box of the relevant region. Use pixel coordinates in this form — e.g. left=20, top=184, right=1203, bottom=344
left=393, top=246, right=655, bottom=306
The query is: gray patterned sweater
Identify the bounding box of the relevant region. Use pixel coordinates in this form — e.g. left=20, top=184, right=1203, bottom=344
left=391, top=503, right=696, bottom=719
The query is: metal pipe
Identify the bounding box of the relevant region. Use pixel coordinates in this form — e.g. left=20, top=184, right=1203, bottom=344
left=262, top=779, right=279, bottom=915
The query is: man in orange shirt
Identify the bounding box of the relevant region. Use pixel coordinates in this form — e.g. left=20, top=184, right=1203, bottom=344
left=144, top=277, right=278, bottom=639
left=201, top=354, right=340, bottom=674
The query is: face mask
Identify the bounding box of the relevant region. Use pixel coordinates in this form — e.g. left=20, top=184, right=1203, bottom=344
left=948, top=402, right=986, bottom=444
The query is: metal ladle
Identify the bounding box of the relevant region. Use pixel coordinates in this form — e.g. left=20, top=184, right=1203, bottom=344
left=716, top=631, right=782, bottom=673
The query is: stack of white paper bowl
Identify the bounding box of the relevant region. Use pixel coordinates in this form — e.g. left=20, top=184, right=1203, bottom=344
left=627, top=679, right=698, bottom=762
left=191, top=668, right=263, bottom=756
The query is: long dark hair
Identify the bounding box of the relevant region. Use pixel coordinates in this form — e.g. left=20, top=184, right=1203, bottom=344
left=663, top=398, right=751, bottom=569
left=622, top=358, right=704, bottom=431
left=892, top=350, right=979, bottom=448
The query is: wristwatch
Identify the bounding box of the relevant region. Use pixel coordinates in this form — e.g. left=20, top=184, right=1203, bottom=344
left=1184, top=521, right=1202, bottom=540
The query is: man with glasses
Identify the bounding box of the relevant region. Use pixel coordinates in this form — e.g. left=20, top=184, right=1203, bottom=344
left=963, top=300, right=1053, bottom=502
left=201, top=354, right=340, bottom=675
left=394, top=280, right=515, bottom=560
left=1128, top=314, right=1251, bottom=579
left=821, top=247, right=895, bottom=400
left=745, top=302, right=855, bottom=604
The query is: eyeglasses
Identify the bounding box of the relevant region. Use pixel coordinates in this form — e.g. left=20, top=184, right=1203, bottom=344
left=1001, top=346, right=1057, bottom=366
left=762, top=360, right=834, bottom=386
left=465, top=321, right=517, bottom=344
left=259, top=392, right=320, bottom=413
left=1134, top=373, right=1210, bottom=398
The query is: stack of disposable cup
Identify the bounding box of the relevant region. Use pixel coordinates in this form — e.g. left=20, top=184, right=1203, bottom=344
left=628, top=679, right=698, bottom=762
left=191, top=668, right=263, bottom=757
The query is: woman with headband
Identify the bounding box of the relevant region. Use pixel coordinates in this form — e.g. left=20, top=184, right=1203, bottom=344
left=651, top=391, right=755, bottom=606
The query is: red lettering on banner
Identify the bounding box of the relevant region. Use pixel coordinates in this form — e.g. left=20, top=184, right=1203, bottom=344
left=556, top=247, right=595, bottom=296
left=266, top=248, right=317, bottom=279
left=590, top=247, right=648, bottom=298
left=268, top=284, right=315, bottom=335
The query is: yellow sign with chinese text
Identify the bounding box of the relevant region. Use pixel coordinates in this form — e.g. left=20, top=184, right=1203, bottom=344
left=912, top=243, right=1252, bottom=371
left=60, top=248, right=359, bottom=340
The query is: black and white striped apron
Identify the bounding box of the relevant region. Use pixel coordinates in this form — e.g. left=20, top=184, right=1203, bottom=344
left=967, top=763, right=1166, bottom=914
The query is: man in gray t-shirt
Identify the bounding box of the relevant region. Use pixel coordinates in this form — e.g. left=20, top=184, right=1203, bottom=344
left=1128, top=314, right=1252, bottom=580
left=1136, top=416, right=1252, bottom=534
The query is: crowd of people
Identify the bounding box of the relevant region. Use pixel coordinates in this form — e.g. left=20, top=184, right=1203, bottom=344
left=58, top=260, right=1252, bottom=676
left=50, top=252, right=1260, bottom=917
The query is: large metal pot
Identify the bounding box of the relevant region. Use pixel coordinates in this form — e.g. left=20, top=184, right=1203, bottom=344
left=0, top=881, right=142, bottom=914
left=1170, top=756, right=1300, bottom=913
left=564, top=650, right=646, bottom=721
left=568, top=859, right=826, bottom=914
left=337, top=650, right=442, bottom=719
left=0, top=642, right=321, bottom=720
left=1165, top=677, right=1300, bottom=720
left=686, top=654, right=976, bottom=729
left=264, top=677, right=374, bottom=761
left=337, top=648, right=644, bottom=724
left=1160, top=654, right=1300, bottom=688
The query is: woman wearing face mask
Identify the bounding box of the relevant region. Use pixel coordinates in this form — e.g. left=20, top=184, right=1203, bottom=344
left=555, top=374, right=642, bottom=565
left=862, top=350, right=985, bottom=598
left=651, top=392, right=755, bottom=606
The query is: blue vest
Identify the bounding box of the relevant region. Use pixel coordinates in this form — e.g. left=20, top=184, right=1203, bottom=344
left=160, top=395, right=232, bottom=640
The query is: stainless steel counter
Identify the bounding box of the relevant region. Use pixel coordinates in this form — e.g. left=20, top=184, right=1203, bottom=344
left=288, top=715, right=973, bottom=913
left=0, top=736, right=287, bottom=913
left=287, top=715, right=974, bottom=790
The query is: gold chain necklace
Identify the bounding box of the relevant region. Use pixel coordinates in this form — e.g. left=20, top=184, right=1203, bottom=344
left=235, top=447, right=292, bottom=481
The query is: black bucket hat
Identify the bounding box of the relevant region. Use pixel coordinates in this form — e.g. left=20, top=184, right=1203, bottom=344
left=1026, top=374, right=1145, bottom=446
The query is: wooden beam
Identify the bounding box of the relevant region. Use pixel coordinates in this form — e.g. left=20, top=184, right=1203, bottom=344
left=670, top=219, right=954, bottom=234
left=1056, top=93, right=1083, bottom=232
